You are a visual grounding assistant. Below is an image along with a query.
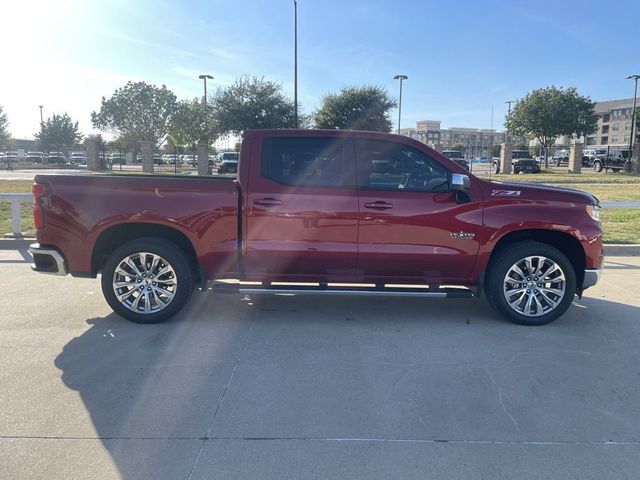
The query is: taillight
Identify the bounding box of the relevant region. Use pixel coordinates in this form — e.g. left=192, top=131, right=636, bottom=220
left=32, top=183, right=50, bottom=230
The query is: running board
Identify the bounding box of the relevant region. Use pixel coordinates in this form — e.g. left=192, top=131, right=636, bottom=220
left=211, top=282, right=473, bottom=298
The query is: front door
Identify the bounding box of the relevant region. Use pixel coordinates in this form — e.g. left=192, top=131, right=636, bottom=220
left=356, top=139, right=483, bottom=280
left=243, top=135, right=358, bottom=279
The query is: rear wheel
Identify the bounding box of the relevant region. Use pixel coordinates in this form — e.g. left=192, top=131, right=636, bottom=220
left=593, top=161, right=603, bottom=172
left=101, top=238, right=194, bottom=323
left=486, top=241, right=576, bottom=326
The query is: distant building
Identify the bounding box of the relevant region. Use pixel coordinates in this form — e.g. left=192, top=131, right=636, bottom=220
left=400, top=120, right=525, bottom=157
left=530, top=98, right=639, bottom=150
left=587, top=98, right=638, bottom=147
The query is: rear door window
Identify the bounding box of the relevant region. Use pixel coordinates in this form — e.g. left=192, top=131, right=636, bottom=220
left=261, top=137, right=354, bottom=188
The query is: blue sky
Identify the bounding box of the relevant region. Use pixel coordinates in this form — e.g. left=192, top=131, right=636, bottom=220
left=2, top=0, right=639, bottom=140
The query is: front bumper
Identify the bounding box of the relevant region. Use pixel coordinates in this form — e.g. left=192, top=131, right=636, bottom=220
left=28, top=243, right=68, bottom=276
left=582, top=268, right=602, bottom=289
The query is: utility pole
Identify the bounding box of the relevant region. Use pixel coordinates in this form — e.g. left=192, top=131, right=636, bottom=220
left=294, top=0, right=298, bottom=128
left=394, top=74, right=408, bottom=134
left=626, top=75, right=639, bottom=173
left=38, top=105, right=43, bottom=125
left=505, top=100, right=515, bottom=143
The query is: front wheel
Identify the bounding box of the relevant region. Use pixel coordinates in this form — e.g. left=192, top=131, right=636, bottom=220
left=486, top=241, right=576, bottom=326
left=101, top=238, right=195, bottom=323
left=593, top=161, right=603, bottom=173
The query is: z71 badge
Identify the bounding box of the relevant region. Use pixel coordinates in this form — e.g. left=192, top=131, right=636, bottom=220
left=491, top=189, right=521, bottom=196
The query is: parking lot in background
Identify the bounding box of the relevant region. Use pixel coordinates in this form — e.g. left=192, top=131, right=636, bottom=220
left=0, top=240, right=639, bottom=479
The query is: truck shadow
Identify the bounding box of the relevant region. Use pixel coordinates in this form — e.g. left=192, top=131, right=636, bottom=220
left=54, top=293, right=639, bottom=479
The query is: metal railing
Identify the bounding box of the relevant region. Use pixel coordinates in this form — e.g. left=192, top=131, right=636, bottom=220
left=0, top=193, right=33, bottom=237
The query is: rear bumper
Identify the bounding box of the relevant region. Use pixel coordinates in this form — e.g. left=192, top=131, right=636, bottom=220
left=28, top=243, right=68, bottom=276
left=582, top=268, right=602, bottom=290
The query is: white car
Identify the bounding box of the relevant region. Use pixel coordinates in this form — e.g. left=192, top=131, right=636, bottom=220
left=69, top=152, right=87, bottom=164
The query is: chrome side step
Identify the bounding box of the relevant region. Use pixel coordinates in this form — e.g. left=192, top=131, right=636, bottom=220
left=211, top=282, right=473, bottom=298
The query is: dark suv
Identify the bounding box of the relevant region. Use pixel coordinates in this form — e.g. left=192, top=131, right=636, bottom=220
left=583, top=148, right=629, bottom=172
left=441, top=150, right=469, bottom=170
left=493, top=150, right=540, bottom=174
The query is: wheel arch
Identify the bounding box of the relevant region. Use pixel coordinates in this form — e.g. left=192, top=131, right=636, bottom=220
left=91, top=222, right=200, bottom=281
left=485, top=229, right=586, bottom=289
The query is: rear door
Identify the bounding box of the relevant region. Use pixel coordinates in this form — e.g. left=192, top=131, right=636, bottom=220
left=356, top=138, right=483, bottom=280
left=243, top=135, right=358, bottom=278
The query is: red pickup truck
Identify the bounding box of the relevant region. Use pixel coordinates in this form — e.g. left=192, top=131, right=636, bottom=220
left=29, top=129, right=603, bottom=326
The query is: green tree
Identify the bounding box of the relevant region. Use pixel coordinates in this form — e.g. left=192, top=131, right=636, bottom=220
left=210, top=76, right=296, bottom=135
left=91, top=81, right=178, bottom=148
left=169, top=98, right=217, bottom=149
left=313, top=86, right=397, bottom=132
left=0, top=104, right=10, bottom=146
left=505, top=86, right=597, bottom=168
left=35, top=113, right=82, bottom=152
left=84, top=133, right=106, bottom=150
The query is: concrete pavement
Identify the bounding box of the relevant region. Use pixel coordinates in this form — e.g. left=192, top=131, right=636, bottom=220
left=1, top=242, right=640, bottom=479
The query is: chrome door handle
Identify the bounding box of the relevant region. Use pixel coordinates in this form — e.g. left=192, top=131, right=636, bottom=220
left=364, top=201, right=393, bottom=210
left=253, top=198, right=283, bottom=207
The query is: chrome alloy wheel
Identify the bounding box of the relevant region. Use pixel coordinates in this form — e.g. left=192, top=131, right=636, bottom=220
left=112, top=252, right=177, bottom=314
left=502, top=255, right=566, bottom=317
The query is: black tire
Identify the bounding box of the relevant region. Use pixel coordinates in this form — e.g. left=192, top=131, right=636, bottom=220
left=101, top=237, right=195, bottom=323
left=493, top=162, right=500, bottom=174
left=485, top=241, right=576, bottom=326
left=593, top=161, right=603, bottom=173
left=553, top=159, right=560, bottom=167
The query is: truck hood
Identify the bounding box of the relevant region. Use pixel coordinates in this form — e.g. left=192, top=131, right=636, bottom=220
left=484, top=179, right=599, bottom=205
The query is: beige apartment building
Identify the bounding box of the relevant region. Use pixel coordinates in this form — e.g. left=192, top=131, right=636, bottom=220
left=400, top=120, right=524, bottom=157
left=586, top=98, right=638, bottom=147
left=529, top=97, right=638, bottom=150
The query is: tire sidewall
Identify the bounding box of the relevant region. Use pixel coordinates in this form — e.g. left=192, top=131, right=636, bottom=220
left=487, top=241, right=577, bottom=326
left=101, top=238, right=194, bottom=323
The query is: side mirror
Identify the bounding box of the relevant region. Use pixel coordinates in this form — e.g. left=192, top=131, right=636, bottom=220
left=450, top=173, right=471, bottom=191
left=450, top=173, right=471, bottom=203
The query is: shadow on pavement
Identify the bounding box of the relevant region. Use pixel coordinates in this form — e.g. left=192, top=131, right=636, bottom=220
left=54, top=292, right=640, bottom=479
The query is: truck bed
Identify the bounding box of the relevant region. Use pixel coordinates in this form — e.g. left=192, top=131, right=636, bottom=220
left=34, top=174, right=239, bottom=278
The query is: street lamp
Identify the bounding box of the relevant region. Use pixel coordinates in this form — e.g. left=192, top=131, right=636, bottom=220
left=38, top=105, right=43, bottom=125
left=393, top=74, right=408, bottom=134
left=505, top=100, right=515, bottom=143
left=293, top=0, right=298, bottom=128
left=198, top=74, right=214, bottom=107
left=626, top=74, right=639, bottom=172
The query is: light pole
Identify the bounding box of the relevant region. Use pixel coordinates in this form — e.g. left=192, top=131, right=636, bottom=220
left=198, top=74, right=214, bottom=174
left=293, top=0, right=298, bottom=128
left=626, top=74, right=639, bottom=172
left=394, top=74, right=408, bottom=134
left=198, top=74, right=213, bottom=107
left=38, top=105, right=43, bottom=125
left=505, top=100, right=515, bottom=143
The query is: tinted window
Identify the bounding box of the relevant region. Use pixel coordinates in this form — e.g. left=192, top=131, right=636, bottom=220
left=261, top=137, right=352, bottom=187
left=357, top=140, right=449, bottom=192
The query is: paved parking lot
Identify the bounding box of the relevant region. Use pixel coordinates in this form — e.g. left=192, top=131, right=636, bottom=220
left=1, top=240, right=639, bottom=479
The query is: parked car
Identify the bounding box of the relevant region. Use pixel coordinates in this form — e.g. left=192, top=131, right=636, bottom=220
left=69, top=152, right=87, bottom=164
left=163, top=154, right=180, bottom=165
left=6, top=151, right=20, bottom=163
left=47, top=152, right=67, bottom=164
left=552, top=149, right=569, bottom=167
left=110, top=153, right=126, bottom=164
left=583, top=147, right=628, bottom=172
left=217, top=159, right=238, bottom=174
left=493, top=150, right=540, bottom=174
left=441, top=150, right=469, bottom=170
left=25, top=151, right=45, bottom=163
left=29, top=129, right=602, bottom=326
